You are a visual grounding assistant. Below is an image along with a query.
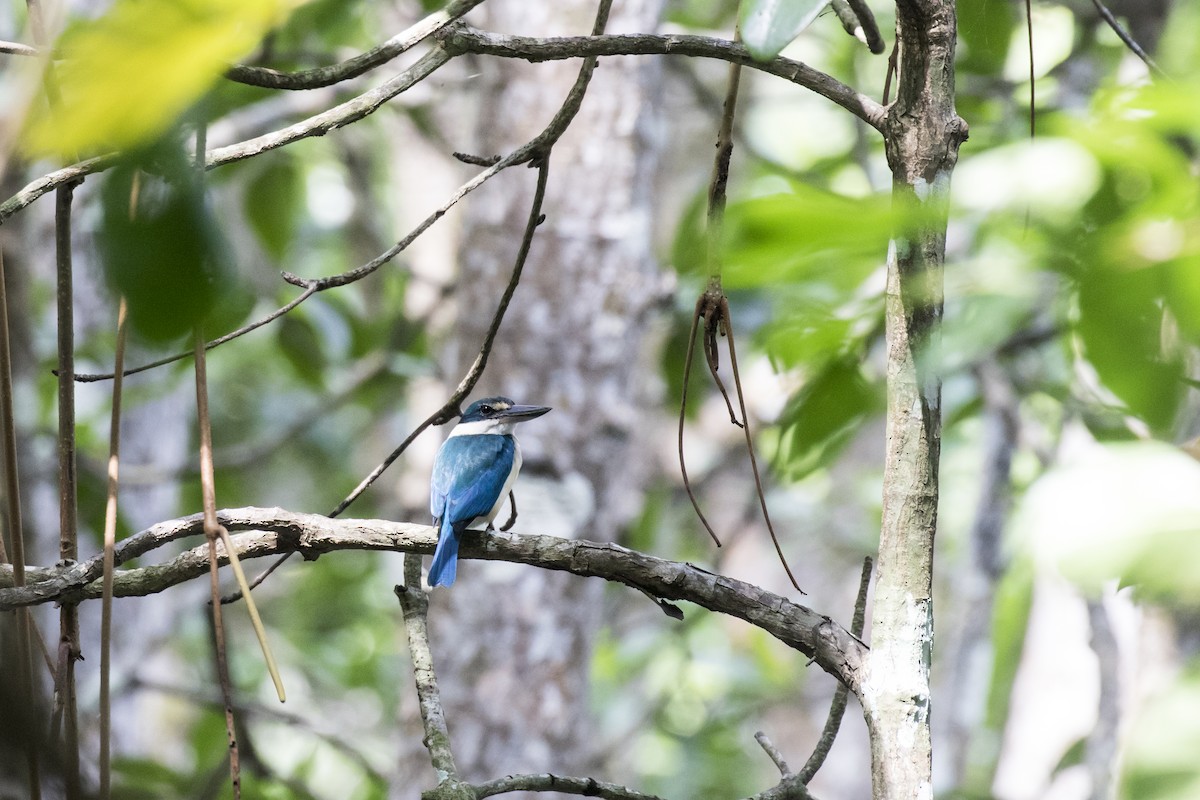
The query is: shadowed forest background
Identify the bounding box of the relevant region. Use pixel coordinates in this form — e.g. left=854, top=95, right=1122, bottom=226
left=2, top=0, right=1200, bottom=798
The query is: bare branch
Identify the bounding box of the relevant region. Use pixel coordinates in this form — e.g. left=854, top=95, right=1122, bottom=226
left=795, top=557, right=872, bottom=783
left=438, top=25, right=887, bottom=131
left=227, top=0, right=484, bottom=89
left=0, top=39, right=38, bottom=56
left=1088, top=0, right=1165, bottom=77
left=0, top=236, right=42, bottom=800
left=98, top=296, right=128, bottom=800
left=194, top=332, right=245, bottom=798
left=755, top=731, right=793, bottom=778
left=0, top=241, right=45, bottom=791
left=0, top=48, right=450, bottom=225
left=73, top=284, right=318, bottom=382
left=325, top=157, right=551, bottom=517
left=0, top=154, right=114, bottom=226
left=746, top=559, right=871, bottom=800
left=0, top=508, right=868, bottom=691
left=0, top=23, right=887, bottom=226
left=52, top=179, right=83, bottom=800
left=206, top=47, right=451, bottom=168
left=474, top=773, right=667, bottom=800
left=395, top=556, right=462, bottom=785
left=831, top=0, right=886, bottom=55
left=325, top=0, right=612, bottom=515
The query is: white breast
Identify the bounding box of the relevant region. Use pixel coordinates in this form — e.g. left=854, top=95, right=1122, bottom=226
left=484, top=439, right=522, bottom=525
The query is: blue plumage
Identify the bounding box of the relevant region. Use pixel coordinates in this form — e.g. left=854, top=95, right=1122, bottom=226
left=427, top=396, right=550, bottom=587
left=429, top=435, right=516, bottom=586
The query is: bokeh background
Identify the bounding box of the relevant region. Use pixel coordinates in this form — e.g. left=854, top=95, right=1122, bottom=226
left=2, top=0, right=1200, bottom=798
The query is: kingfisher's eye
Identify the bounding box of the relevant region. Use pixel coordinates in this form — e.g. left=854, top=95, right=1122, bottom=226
left=479, top=405, right=494, bottom=416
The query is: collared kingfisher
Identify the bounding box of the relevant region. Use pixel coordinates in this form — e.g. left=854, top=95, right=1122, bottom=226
left=428, top=396, right=551, bottom=587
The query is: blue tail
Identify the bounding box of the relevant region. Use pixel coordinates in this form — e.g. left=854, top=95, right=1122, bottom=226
left=428, top=518, right=461, bottom=587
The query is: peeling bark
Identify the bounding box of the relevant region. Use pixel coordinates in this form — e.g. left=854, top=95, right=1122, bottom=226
left=861, top=1, right=967, bottom=798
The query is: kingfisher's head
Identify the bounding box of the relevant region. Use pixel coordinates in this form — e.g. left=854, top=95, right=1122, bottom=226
left=451, top=396, right=551, bottom=436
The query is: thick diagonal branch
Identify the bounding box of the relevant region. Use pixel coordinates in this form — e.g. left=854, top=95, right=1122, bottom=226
left=0, top=508, right=867, bottom=692
left=226, top=0, right=484, bottom=89
left=438, top=25, right=886, bottom=130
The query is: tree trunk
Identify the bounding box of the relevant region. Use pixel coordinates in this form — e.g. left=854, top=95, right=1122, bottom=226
left=419, top=0, right=665, bottom=791
left=862, top=1, right=967, bottom=797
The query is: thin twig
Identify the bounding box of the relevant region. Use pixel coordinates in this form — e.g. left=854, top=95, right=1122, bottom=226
left=0, top=39, right=38, bottom=56
left=706, top=61, right=740, bottom=278
left=101, top=171, right=138, bottom=800
left=0, top=26, right=890, bottom=226
left=1089, top=0, right=1165, bottom=77
left=882, top=42, right=896, bottom=105
left=227, top=0, right=484, bottom=89
left=677, top=53, right=747, bottom=549
left=325, top=156, right=551, bottom=518
left=755, top=731, right=793, bottom=778
left=98, top=297, right=127, bottom=800
left=723, top=300, right=803, bottom=594
left=686, top=50, right=802, bottom=592
left=474, top=774, right=668, bottom=800
left=678, top=302, right=723, bottom=546
left=841, top=0, right=886, bottom=55
left=0, top=246, right=42, bottom=799
left=53, top=179, right=82, bottom=800
left=701, top=59, right=745, bottom=425
left=192, top=113, right=289, bottom=703
left=195, top=330, right=243, bottom=799
left=72, top=284, right=317, bottom=382
left=395, top=555, right=462, bottom=783
left=193, top=329, right=287, bottom=700
left=794, top=556, right=872, bottom=784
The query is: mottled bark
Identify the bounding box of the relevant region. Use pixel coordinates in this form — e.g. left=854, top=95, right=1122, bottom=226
left=415, top=0, right=666, bottom=793
left=861, top=1, right=967, bottom=798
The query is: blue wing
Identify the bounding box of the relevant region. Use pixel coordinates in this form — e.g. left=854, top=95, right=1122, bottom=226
left=428, top=434, right=515, bottom=587
left=428, top=516, right=461, bottom=587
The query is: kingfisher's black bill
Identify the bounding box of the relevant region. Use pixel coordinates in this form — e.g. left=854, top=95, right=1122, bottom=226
left=500, top=404, right=551, bottom=422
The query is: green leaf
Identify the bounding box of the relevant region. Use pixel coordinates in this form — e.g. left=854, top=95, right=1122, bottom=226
left=957, top=0, right=1017, bottom=75
left=245, top=157, right=304, bottom=260
left=1165, top=256, right=1200, bottom=344
left=1122, top=664, right=1200, bottom=800
left=739, top=0, right=830, bottom=61
left=721, top=185, right=893, bottom=290
left=1075, top=267, right=1184, bottom=436
left=277, top=313, right=327, bottom=388
left=1016, top=442, right=1200, bottom=606
left=776, top=358, right=880, bottom=480
left=24, top=0, right=301, bottom=157
left=99, top=147, right=232, bottom=343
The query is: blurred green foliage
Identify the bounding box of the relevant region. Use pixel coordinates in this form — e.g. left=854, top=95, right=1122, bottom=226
left=666, top=1, right=1200, bottom=797
left=9, top=0, right=1200, bottom=797
left=1122, top=662, right=1200, bottom=800
left=99, top=141, right=247, bottom=343
left=23, top=0, right=301, bottom=157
